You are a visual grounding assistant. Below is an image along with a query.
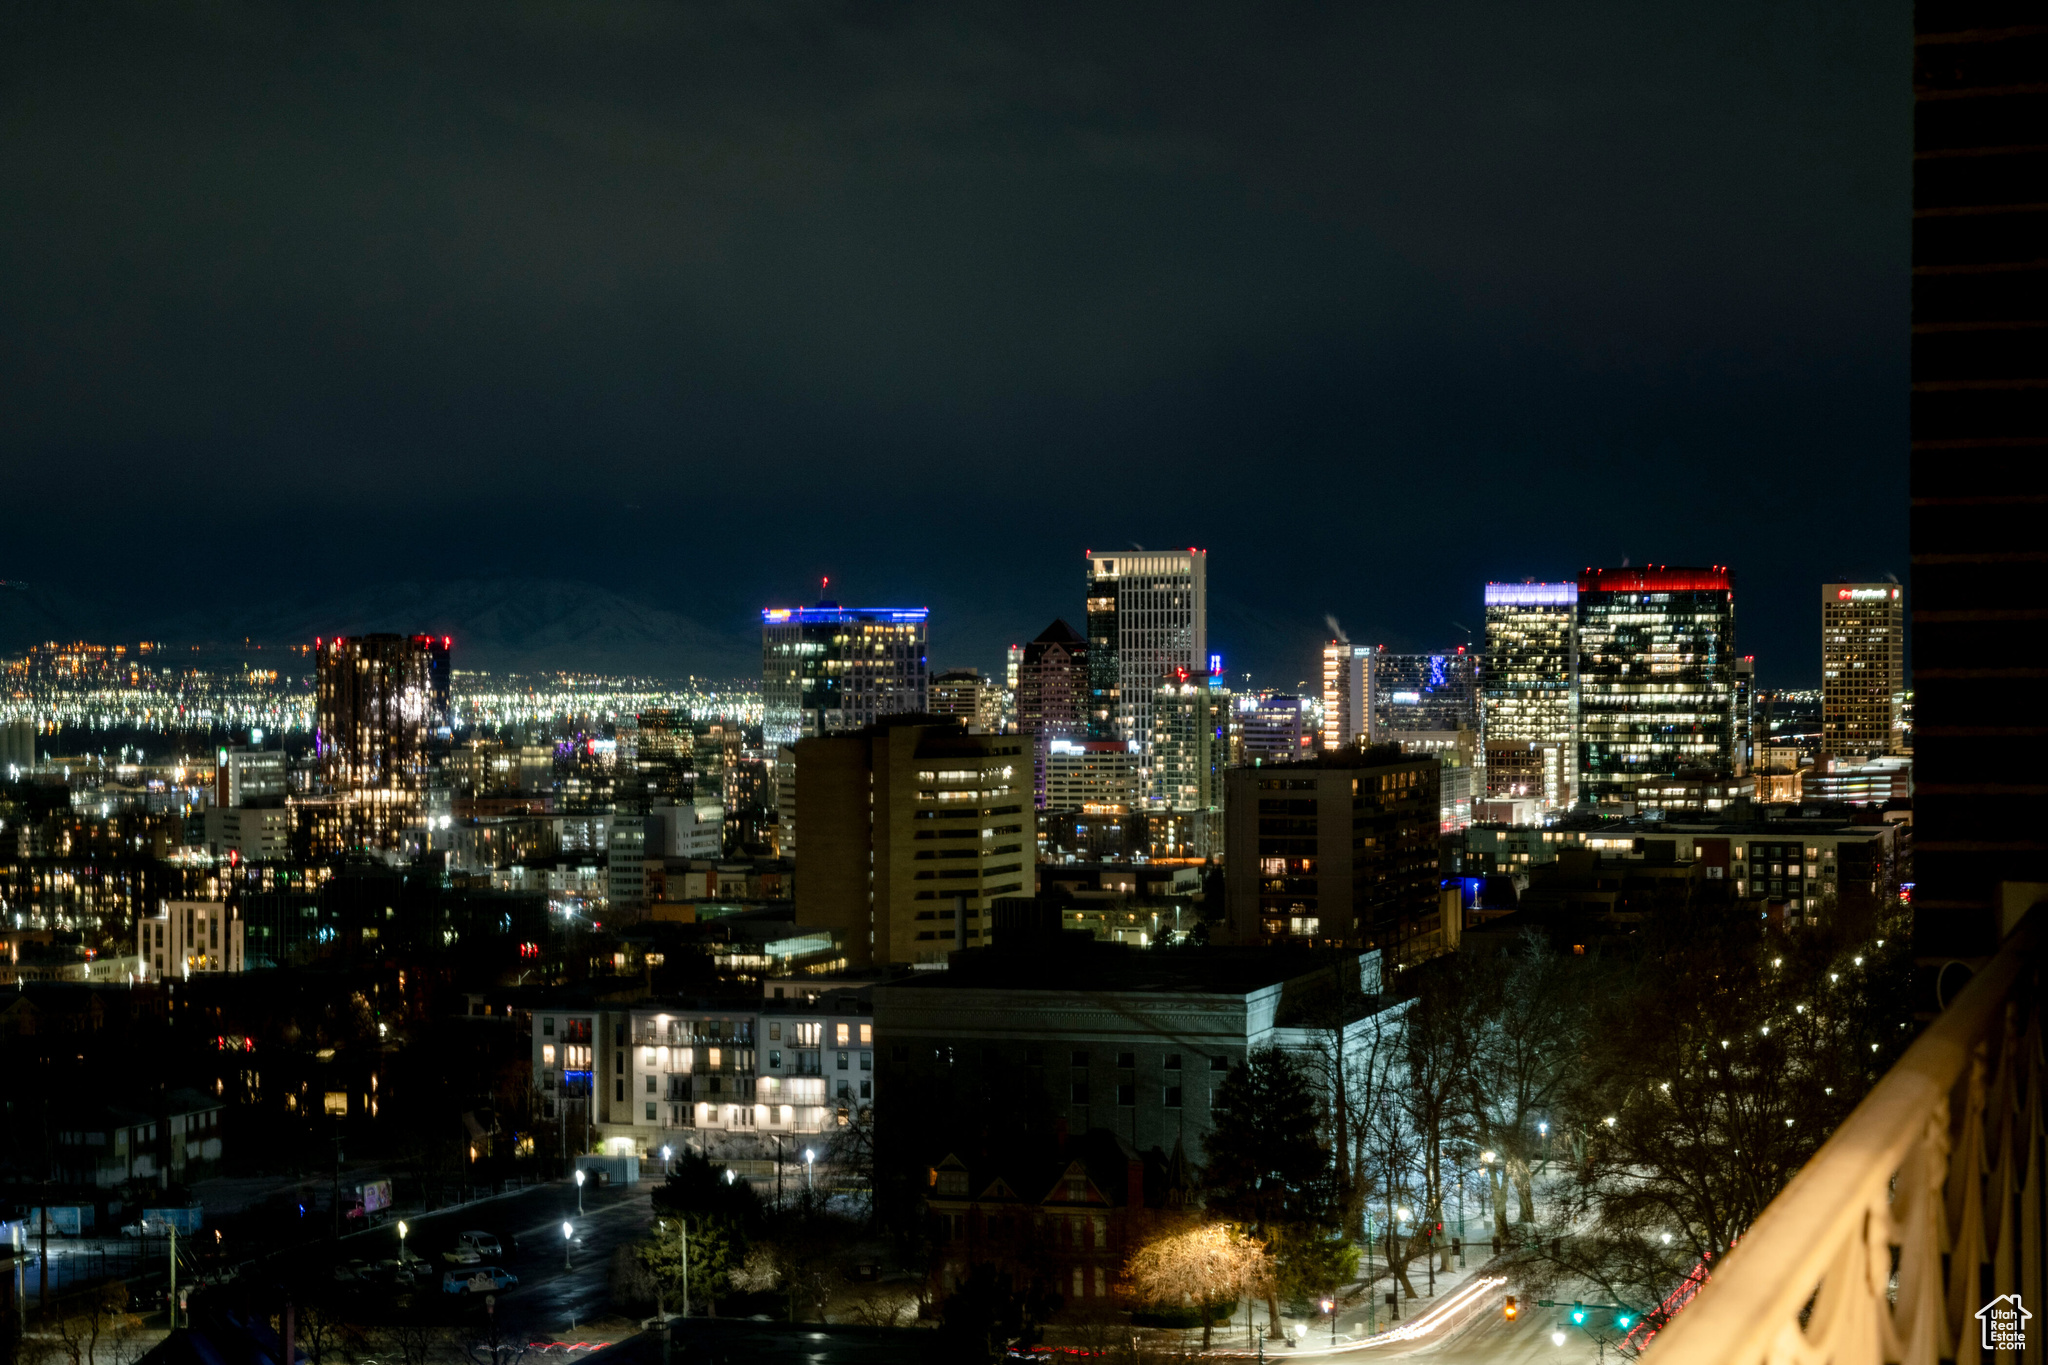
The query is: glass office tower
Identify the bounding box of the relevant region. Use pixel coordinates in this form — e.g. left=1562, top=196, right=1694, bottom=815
left=1482, top=582, right=1578, bottom=807
left=761, top=604, right=930, bottom=750
left=1576, top=566, right=1737, bottom=809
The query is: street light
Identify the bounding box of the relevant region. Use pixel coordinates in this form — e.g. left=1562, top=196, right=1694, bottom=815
left=575, top=1167, right=586, bottom=1214
left=803, top=1148, right=815, bottom=1193
left=1551, top=1330, right=1567, bottom=1347
left=562, top=1220, right=573, bottom=1270
left=724, top=1168, right=736, bottom=1186
left=661, top=1145, right=672, bottom=1175
left=397, top=1219, right=409, bottom=1264
left=1322, top=1298, right=1336, bottom=1345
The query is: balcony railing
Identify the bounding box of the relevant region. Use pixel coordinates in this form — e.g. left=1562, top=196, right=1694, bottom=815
left=1647, top=906, right=2044, bottom=1365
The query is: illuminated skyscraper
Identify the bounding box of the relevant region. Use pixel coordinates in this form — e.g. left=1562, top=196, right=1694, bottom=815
left=315, top=633, right=439, bottom=852
left=1369, top=649, right=1479, bottom=741
left=1482, top=582, right=1577, bottom=806
left=1083, top=549, right=1206, bottom=756
left=1016, top=619, right=1089, bottom=808
left=1821, top=583, right=1905, bottom=757
left=1732, top=656, right=1757, bottom=775
left=1150, top=669, right=1230, bottom=813
left=761, top=603, right=930, bottom=750
left=1322, top=641, right=1370, bottom=750
left=1575, top=566, right=1737, bottom=809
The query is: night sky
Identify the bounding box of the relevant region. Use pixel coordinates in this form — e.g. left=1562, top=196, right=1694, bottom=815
left=0, top=1, right=1909, bottom=687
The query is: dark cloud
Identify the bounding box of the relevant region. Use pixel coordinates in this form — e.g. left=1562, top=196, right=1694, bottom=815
left=0, top=0, right=1908, bottom=683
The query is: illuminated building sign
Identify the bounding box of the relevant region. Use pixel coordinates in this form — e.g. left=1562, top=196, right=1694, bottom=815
left=1392, top=691, right=1422, bottom=704
left=1484, top=582, right=1578, bottom=606
left=1836, top=588, right=1899, bottom=601
left=760, top=606, right=930, bottom=624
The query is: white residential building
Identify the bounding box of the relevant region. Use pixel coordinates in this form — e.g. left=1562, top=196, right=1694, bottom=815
left=137, top=901, right=245, bottom=979
left=527, top=988, right=874, bottom=1162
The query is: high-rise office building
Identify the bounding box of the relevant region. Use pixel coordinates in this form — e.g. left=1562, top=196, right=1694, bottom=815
left=1223, top=748, right=1444, bottom=960
left=1821, top=583, right=1906, bottom=757
left=1733, top=656, right=1757, bottom=776
left=1482, top=583, right=1576, bottom=805
left=1003, top=645, right=1023, bottom=732
left=1909, top=7, right=2045, bottom=963
left=1369, top=649, right=1479, bottom=741
left=1322, top=642, right=1370, bottom=751
left=314, top=633, right=439, bottom=852
left=1083, top=550, right=1207, bottom=757
left=761, top=603, right=930, bottom=751
left=1015, top=619, right=1089, bottom=809
left=216, top=746, right=288, bottom=809
left=1240, top=694, right=1315, bottom=764
left=424, top=634, right=453, bottom=733
left=1043, top=739, right=1141, bottom=813
left=794, top=718, right=1035, bottom=967
left=930, top=670, right=990, bottom=728
left=1150, top=669, right=1230, bottom=814
left=1575, top=566, right=1737, bottom=809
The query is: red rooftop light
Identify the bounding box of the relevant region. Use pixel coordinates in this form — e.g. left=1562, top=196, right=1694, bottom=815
left=1577, top=566, right=1733, bottom=593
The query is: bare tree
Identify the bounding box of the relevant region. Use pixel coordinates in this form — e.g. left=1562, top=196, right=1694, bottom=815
left=1531, top=905, right=1914, bottom=1329
left=1461, top=932, right=1592, bottom=1237
left=369, top=1319, right=450, bottom=1365
left=43, top=1285, right=138, bottom=1365
left=1292, top=958, right=1409, bottom=1240
left=295, top=1297, right=360, bottom=1365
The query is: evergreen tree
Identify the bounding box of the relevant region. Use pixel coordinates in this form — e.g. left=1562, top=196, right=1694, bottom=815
left=1203, top=1046, right=1336, bottom=1329
left=1204, top=1046, right=1334, bottom=1233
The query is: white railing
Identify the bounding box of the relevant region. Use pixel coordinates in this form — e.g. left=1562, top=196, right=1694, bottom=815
left=1648, top=906, right=2044, bottom=1365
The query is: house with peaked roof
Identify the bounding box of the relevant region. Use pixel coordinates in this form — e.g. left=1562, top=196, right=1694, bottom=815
left=924, top=1127, right=1195, bottom=1315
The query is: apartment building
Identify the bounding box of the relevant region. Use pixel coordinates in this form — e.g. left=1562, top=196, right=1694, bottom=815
left=528, top=988, right=875, bottom=1161
left=136, top=900, right=246, bottom=979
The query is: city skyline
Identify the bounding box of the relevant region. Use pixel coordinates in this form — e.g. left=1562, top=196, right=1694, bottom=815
left=0, top=4, right=2034, bottom=1358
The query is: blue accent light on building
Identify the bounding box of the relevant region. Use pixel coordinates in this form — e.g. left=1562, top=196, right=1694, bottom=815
left=761, top=606, right=929, bottom=624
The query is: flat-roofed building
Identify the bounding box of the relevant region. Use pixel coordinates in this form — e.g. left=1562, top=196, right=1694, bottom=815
left=1821, top=583, right=1906, bottom=757
left=795, top=718, right=1035, bottom=966
left=1223, top=746, right=1443, bottom=959
left=761, top=603, right=930, bottom=751
left=1482, top=582, right=1577, bottom=806
left=1084, top=550, right=1207, bottom=761
left=1576, top=566, right=1737, bottom=810
left=137, top=901, right=245, bottom=980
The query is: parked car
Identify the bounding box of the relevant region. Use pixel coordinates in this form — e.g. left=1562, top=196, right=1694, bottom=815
left=440, top=1246, right=482, bottom=1266
left=458, top=1231, right=503, bottom=1258
left=442, top=1266, right=517, bottom=1295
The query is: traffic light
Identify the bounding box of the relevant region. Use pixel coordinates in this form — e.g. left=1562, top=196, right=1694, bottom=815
left=1571, top=1303, right=1588, bottom=1325
left=1616, top=1311, right=1635, bottom=1330
left=1504, top=1295, right=1518, bottom=1320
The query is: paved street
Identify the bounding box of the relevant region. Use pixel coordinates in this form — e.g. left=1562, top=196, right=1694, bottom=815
left=321, top=1178, right=657, bottom=1337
